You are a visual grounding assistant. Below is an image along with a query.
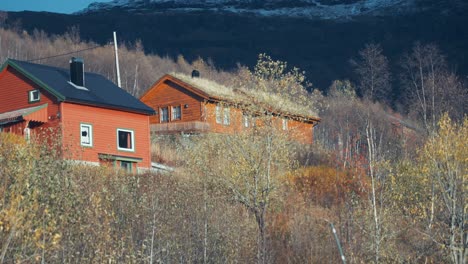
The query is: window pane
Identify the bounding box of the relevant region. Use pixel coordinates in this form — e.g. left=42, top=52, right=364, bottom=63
left=120, top=161, right=133, bottom=172
left=29, top=90, right=40, bottom=102
left=80, top=124, right=92, bottom=146
left=282, top=119, right=288, bottom=130
left=172, top=105, right=181, bottom=120
left=223, top=107, right=230, bottom=125
left=160, top=107, right=169, bottom=122
left=243, top=114, right=249, bottom=128
left=215, top=105, right=222, bottom=124
left=118, top=130, right=133, bottom=150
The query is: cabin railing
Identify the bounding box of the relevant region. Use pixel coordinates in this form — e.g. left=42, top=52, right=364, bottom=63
left=150, top=121, right=210, bottom=134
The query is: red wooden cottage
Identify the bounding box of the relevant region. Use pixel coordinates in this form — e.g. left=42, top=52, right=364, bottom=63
left=0, top=58, right=154, bottom=172
left=141, top=73, right=320, bottom=144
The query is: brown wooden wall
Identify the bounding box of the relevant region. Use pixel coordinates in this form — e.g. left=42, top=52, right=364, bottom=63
left=204, top=101, right=314, bottom=144
left=204, top=101, right=245, bottom=134
left=287, top=119, right=314, bottom=145
left=141, top=76, right=316, bottom=144
left=141, top=80, right=204, bottom=124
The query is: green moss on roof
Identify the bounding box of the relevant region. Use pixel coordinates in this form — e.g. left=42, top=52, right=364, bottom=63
left=171, top=72, right=319, bottom=119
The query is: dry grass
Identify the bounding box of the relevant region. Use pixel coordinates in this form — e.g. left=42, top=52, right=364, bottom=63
left=171, top=72, right=319, bottom=119
left=172, top=72, right=244, bottom=103
left=151, top=140, right=180, bottom=166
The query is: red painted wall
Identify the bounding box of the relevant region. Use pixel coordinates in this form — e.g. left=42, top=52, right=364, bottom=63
left=0, top=66, right=60, bottom=119
left=60, top=102, right=151, bottom=169
left=0, top=66, right=61, bottom=138
left=0, top=65, right=152, bottom=169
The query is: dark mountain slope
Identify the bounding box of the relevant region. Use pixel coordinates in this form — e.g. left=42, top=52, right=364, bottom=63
left=4, top=5, right=468, bottom=91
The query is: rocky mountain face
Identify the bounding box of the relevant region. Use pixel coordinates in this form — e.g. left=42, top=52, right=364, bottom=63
left=81, top=0, right=418, bottom=20
left=2, top=1, right=468, bottom=92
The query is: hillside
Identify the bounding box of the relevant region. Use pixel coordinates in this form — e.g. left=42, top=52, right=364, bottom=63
left=3, top=1, right=468, bottom=93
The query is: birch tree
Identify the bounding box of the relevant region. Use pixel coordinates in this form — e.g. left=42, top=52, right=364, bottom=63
left=186, top=123, right=292, bottom=264
left=421, top=115, right=467, bottom=263
left=402, top=43, right=467, bottom=135
left=351, top=43, right=392, bottom=103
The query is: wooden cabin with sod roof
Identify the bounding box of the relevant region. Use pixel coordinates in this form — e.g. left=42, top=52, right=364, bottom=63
left=140, top=73, right=320, bottom=144
left=0, top=58, right=155, bottom=173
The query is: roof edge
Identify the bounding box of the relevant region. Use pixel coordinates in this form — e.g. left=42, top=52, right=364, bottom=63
left=141, top=74, right=211, bottom=101
left=63, top=99, right=155, bottom=115
left=4, top=59, right=66, bottom=101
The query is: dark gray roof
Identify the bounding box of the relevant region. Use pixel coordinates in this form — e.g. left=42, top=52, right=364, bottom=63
left=4, top=59, right=154, bottom=115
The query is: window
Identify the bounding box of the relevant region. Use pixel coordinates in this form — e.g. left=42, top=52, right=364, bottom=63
left=80, top=124, right=93, bottom=147
left=28, top=90, right=40, bottom=103
left=215, top=104, right=222, bottom=124
left=160, top=107, right=169, bottom=123
left=282, top=119, right=288, bottom=130
left=172, top=105, right=181, bottom=121
left=243, top=114, right=250, bottom=128
left=117, top=129, right=134, bottom=151
left=223, top=107, right=230, bottom=125
left=120, top=161, right=133, bottom=172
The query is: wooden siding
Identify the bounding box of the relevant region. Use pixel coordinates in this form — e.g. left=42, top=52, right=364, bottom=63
left=0, top=121, right=27, bottom=137
left=204, top=101, right=245, bottom=134
left=0, top=66, right=61, bottom=140
left=0, top=66, right=60, bottom=120
left=150, top=121, right=210, bottom=134
left=287, top=119, right=314, bottom=145
left=204, top=101, right=314, bottom=143
left=141, top=75, right=317, bottom=144
left=141, top=79, right=203, bottom=124
left=60, top=102, right=151, bottom=169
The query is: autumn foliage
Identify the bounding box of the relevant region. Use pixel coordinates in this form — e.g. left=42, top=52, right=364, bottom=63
left=288, top=166, right=368, bottom=208
left=0, top=26, right=467, bottom=263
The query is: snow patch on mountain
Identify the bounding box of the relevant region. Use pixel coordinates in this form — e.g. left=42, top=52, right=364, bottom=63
left=80, top=0, right=416, bottom=19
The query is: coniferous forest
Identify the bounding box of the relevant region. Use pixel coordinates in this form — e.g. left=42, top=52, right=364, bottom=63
left=0, top=25, right=467, bottom=263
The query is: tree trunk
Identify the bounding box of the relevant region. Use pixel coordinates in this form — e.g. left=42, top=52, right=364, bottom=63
left=366, top=120, right=380, bottom=264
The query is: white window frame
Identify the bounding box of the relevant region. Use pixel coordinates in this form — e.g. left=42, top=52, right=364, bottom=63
left=117, top=128, right=135, bottom=152
left=282, top=118, right=288, bottom=130
left=223, top=107, right=230, bottom=125
left=28, top=90, right=40, bottom=103
left=80, top=123, right=93, bottom=147
left=215, top=104, right=222, bottom=124
left=243, top=114, right=250, bottom=128
left=172, top=105, right=181, bottom=121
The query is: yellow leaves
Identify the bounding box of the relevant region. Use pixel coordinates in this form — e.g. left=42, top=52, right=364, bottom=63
left=52, top=233, right=61, bottom=246
left=33, top=228, right=43, bottom=245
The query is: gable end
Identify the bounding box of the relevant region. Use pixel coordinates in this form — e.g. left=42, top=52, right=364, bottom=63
left=3, top=60, right=65, bottom=101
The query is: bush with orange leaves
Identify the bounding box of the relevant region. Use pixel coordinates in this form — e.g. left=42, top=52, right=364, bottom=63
left=287, top=165, right=369, bottom=208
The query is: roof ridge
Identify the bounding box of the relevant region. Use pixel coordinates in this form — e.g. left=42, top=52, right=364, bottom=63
left=8, top=58, right=102, bottom=76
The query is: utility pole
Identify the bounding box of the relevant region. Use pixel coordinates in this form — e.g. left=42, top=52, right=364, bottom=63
left=329, top=222, right=346, bottom=264
left=113, top=31, right=122, bottom=88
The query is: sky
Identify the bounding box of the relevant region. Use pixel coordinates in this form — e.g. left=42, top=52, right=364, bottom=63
left=0, top=0, right=111, bottom=14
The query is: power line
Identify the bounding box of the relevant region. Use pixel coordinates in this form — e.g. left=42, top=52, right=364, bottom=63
left=26, top=44, right=105, bottom=62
